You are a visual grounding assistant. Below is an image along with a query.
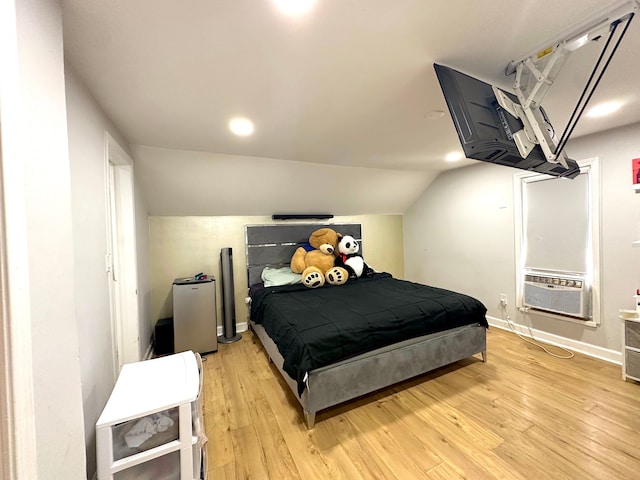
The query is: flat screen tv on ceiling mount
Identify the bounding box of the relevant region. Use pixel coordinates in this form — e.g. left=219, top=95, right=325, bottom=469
left=434, top=63, right=581, bottom=179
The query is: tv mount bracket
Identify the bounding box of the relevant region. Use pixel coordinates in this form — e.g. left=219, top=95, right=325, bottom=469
left=492, top=0, right=638, bottom=169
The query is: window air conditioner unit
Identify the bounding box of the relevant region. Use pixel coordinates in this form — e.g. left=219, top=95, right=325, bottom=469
left=523, top=271, right=591, bottom=319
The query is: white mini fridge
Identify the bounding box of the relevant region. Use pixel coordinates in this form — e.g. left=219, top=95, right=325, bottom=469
left=173, top=277, right=218, bottom=354
left=96, top=351, right=207, bottom=480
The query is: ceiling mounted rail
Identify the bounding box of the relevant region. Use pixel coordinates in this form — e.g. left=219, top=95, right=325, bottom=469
left=493, top=0, right=638, bottom=168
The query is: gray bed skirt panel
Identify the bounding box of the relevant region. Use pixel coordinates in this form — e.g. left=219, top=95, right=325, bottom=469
left=251, top=320, right=486, bottom=428
left=303, top=323, right=486, bottom=413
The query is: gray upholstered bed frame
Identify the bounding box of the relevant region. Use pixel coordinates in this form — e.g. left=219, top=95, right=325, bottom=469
left=245, top=223, right=486, bottom=428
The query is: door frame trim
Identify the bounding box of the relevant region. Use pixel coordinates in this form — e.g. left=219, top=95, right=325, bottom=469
left=105, top=132, right=140, bottom=372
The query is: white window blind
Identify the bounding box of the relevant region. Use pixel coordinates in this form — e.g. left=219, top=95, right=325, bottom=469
left=524, top=172, right=589, bottom=274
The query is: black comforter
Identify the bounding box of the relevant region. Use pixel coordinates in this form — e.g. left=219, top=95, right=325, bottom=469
left=250, top=273, right=488, bottom=395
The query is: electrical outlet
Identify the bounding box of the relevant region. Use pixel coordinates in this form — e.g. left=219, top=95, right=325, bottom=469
left=500, top=293, right=508, bottom=305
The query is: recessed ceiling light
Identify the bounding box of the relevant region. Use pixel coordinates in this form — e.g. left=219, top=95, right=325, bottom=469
left=445, top=151, right=464, bottom=162
left=274, top=0, right=316, bottom=16
left=229, top=117, right=254, bottom=136
left=586, top=101, right=622, bottom=118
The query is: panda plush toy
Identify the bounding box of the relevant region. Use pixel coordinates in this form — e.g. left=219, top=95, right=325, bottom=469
left=335, top=234, right=375, bottom=280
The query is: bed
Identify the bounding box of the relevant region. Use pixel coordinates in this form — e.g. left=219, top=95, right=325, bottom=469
left=245, top=223, right=488, bottom=428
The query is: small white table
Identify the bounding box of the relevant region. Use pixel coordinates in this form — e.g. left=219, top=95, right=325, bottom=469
left=96, top=351, right=205, bottom=479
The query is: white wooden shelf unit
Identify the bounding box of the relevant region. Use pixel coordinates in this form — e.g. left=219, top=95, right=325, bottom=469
left=96, top=351, right=207, bottom=480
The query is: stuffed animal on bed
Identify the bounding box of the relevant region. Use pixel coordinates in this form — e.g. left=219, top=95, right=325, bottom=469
left=291, top=228, right=349, bottom=288
left=335, top=234, right=375, bottom=280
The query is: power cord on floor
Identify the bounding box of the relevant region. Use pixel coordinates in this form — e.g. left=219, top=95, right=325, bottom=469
left=501, top=303, right=574, bottom=359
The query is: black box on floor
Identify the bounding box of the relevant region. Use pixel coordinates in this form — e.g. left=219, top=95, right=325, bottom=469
left=154, top=317, right=174, bottom=355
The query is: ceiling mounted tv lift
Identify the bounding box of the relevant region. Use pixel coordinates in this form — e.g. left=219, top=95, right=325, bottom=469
left=493, top=0, right=638, bottom=170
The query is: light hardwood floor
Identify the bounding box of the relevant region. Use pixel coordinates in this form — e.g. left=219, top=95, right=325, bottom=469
left=202, top=327, right=640, bottom=479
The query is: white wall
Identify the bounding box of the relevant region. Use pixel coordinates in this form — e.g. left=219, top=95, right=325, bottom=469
left=404, top=122, right=640, bottom=359
left=133, top=145, right=439, bottom=216
left=3, top=3, right=151, bottom=476
left=561, top=124, right=640, bottom=348
left=65, top=65, right=151, bottom=476
left=0, top=0, right=85, bottom=477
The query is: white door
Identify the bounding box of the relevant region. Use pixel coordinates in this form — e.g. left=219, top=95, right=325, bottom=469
left=105, top=132, right=140, bottom=372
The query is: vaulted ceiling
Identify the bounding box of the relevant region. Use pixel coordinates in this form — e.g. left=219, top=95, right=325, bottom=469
left=62, top=0, right=640, bottom=215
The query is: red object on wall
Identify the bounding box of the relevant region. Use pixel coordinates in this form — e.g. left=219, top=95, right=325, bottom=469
left=633, top=158, right=640, bottom=185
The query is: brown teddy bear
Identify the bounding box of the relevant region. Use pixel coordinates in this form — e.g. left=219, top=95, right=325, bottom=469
left=291, top=228, right=349, bottom=288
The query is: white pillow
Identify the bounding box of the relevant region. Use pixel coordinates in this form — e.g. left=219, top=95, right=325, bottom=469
left=261, top=267, right=302, bottom=287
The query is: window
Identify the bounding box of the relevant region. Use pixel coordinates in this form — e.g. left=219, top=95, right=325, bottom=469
left=514, top=158, right=600, bottom=326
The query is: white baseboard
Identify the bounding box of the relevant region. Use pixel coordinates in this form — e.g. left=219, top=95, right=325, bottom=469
left=487, top=315, right=621, bottom=365
left=150, top=323, right=249, bottom=358
left=216, top=322, right=248, bottom=337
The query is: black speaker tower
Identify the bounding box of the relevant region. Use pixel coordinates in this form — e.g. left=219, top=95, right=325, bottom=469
left=218, top=247, right=241, bottom=344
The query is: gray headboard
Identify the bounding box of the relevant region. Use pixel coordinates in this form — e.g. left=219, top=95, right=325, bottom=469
left=245, top=223, right=362, bottom=287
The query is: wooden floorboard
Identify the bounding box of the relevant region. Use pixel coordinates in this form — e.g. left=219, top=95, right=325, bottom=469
left=202, top=327, right=640, bottom=479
